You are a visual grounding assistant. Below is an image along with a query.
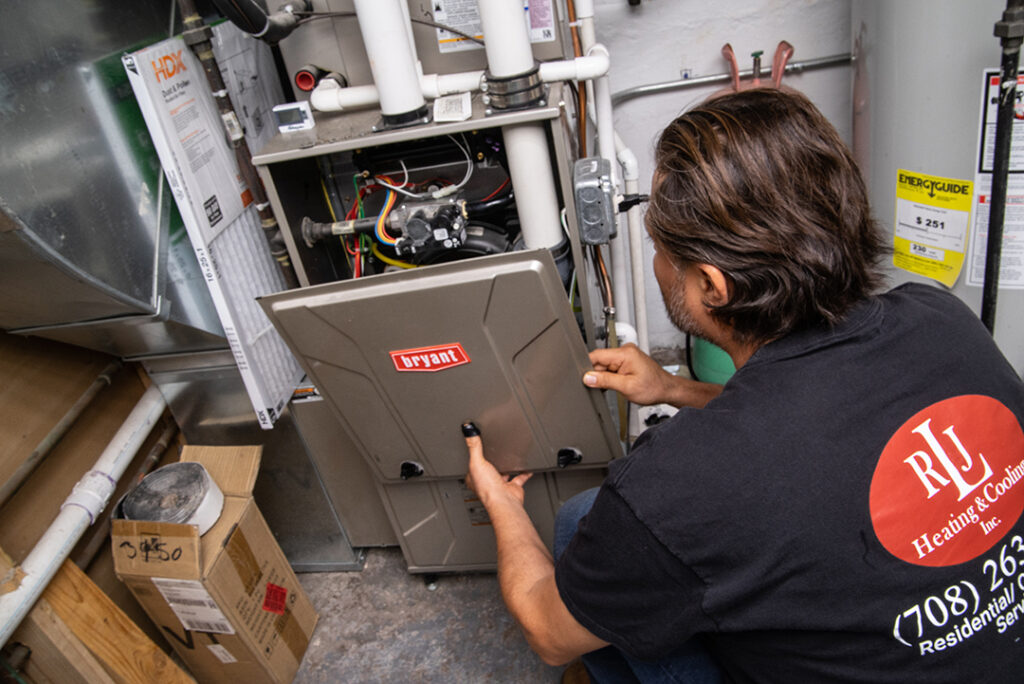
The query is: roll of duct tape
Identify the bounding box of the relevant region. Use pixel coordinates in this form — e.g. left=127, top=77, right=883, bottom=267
left=122, top=462, right=224, bottom=535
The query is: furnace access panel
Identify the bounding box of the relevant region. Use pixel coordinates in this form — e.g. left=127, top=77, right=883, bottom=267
left=259, top=250, right=621, bottom=482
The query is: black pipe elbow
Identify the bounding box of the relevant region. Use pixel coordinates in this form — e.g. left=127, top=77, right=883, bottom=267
left=210, top=0, right=304, bottom=44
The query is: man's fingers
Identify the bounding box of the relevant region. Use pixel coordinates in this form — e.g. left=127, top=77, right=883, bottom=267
left=464, top=433, right=484, bottom=460
left=583, top=369, right=625, bottom=393
left=588, top=347, right=625, bottom=370
left=508, top=472, right=533, bottom=488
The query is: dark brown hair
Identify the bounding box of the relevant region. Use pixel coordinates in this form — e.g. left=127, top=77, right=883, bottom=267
left=646, top=88, right=886, bottom=344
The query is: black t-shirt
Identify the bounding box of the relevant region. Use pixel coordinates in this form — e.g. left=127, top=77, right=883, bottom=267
left=556, top=284, right=1024, bottom=683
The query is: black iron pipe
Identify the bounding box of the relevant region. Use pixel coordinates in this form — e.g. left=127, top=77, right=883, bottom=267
left=0, top=360, right=122, bottom=509
left=983, top=0, right=1024, bottom=332
left=208, top=0, right=304, bottom=44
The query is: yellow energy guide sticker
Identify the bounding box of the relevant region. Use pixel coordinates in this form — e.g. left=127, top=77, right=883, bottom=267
left=893, top=170, right=973, bottom=288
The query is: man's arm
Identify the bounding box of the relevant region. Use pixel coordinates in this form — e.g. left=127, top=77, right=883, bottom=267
left=584, top=343, right=723, bottom=408
left=463, top=426, right=608, bottom=665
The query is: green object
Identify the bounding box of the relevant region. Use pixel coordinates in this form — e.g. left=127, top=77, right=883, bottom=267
left=691, top=337, right=736, bottom=384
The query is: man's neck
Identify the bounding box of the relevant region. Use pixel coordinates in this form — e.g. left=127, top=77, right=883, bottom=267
left=722, top=339, right=760, bottom=370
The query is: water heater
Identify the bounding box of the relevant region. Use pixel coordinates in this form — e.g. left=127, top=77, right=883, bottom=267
left=853, top=0, right=1024, bottom=375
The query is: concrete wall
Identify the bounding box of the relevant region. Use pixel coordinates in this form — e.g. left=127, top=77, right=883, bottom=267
left=592, top=0, right=853, bottom=352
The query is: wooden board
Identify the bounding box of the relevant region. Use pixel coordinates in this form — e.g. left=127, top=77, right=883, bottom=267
left=0, top=332, right=111, bottom=487
left=0, top=334, right=144, bottom=561
left=11, top=599, right=116, bottom=684
left=2, top=547, right=194, bottom=684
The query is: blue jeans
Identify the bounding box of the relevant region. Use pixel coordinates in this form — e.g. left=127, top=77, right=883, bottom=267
left=554, top=488, right=724, bottom=684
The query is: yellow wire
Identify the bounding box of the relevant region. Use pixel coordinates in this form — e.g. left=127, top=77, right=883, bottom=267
left=320, top=177, right=353, bottom=272
left=370, top=243, right=416, bottom=269
left=320, top=178, right=338, bottom=221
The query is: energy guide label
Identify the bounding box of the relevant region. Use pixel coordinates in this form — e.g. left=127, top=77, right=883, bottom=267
left=152, top=577, right=235, bottom=635
left=893, top=170, right=972, bottom=288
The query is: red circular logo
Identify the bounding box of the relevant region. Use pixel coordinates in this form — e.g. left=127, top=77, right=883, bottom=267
left=869, top=395, right=1024, bottom=567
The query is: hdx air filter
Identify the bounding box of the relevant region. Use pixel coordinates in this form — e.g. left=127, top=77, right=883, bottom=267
left=122, top=462, right=225, bottom=535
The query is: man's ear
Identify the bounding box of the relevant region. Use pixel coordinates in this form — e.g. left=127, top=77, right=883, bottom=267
left=694, top=263, right=731, bottom=307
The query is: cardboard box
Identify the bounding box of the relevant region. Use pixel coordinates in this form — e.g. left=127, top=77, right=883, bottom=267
left=112, top=446, right=318, bottom=684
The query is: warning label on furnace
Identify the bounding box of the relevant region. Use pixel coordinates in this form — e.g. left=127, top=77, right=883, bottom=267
left=431, top=0, right=556, bottom=53
left=893, top=169, right=973, bottom=288
left=460, top=480, right=492, bottom=526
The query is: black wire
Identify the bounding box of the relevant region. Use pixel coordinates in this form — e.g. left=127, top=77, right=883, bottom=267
left=293, top=11, right=485, bottom=46
left=564, top=81, right=580, bottom=123
left=410, top=16, right=485, bottom=45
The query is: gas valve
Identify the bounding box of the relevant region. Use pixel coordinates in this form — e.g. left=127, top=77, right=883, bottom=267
left=389, top=200, right=468, bottom=257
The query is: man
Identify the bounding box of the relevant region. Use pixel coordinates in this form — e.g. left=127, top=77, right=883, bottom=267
left=464, top=88, right=1024, bottom=682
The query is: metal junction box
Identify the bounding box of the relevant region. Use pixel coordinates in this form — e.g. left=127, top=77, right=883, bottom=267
left=259, top=249, right=621, bottom=484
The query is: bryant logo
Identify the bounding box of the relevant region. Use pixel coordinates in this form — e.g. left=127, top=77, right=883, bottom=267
left=390, top=343, right=470, bottom=372
left=152, top=50, right=186, bottom=82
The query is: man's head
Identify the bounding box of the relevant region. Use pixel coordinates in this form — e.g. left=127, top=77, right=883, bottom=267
left=645, top=88, right=886, bottom=346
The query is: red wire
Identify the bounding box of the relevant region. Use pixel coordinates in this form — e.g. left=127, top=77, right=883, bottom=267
left=479, top=177, right=510, bottom=202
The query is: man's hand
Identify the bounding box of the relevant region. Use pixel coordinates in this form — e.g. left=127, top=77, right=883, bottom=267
left=583, top=343, right=724, bottom=409
left=583, top=343, right=684, bottom=406
left=460, top=421, right=608, bottom=666
left=463, top=422, right=532, bottom=508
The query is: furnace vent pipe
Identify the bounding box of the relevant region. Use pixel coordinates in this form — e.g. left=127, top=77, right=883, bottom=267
left=477, top=0, right=564, bottom=249
left=478, top=0, right=535, bottom=77
left=309, top=52, right=610, bottom=112
left=501, top=124, right=564, bottom=248
left=0, top=384, right=166, bottom=646
left=352, top=0, right=428, bottom=123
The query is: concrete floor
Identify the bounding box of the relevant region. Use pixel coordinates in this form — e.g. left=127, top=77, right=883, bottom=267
left=294, top=547, right=564, bottom=683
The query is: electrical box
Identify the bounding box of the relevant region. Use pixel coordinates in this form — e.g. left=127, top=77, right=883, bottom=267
left=574, top=156, right=616, bottom=245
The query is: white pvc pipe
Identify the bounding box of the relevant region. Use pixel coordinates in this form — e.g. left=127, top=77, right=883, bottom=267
left=474, top=0, right=563, bottom=249
left=615, top=321, right=638, bottom=347
left=397, top=0, right=417, bottom=66
left=572, top=8, right=633, bottom=330
left=615, top=132, right=649, bottom=352
left=309, top=52, right=610, bottom=112
left=575, top=0, right=598, bottom=53
left=310, top=80, right=381, bottom=112
left=353, top=0, right=425, bottom=116
left=420, top=70, right=486, bottom=99
left=592, top=62, right=631, bottom=326
left=504, top=124, right=564, bottom=248
left=590, top=48, right=618, bottom=188
left=477, top=0, right=535, bottom=77
left=0, top=384, right=166, bottom=646
left=625, top=176, right=650, bottom=353
left=538, top=51, right=610, bottom=82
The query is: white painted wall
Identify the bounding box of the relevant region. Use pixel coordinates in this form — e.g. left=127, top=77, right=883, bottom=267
left=591, top=0, right=853, bottom=351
